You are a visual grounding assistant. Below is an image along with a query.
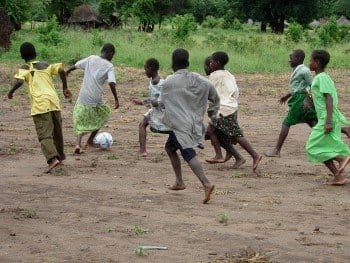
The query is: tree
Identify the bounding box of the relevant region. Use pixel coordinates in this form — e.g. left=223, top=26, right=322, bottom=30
left=48, top=0, right=88, bottom=24
left=0, top=7, right=13, bottom=49
left=98, top=0, right=116, bottom=25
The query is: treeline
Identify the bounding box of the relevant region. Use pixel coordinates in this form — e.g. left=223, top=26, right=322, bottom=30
left=1, top=0, right=349, bottom=33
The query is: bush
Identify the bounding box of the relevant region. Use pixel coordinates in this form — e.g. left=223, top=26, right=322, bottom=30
left=91, top=30, right=104, bottom=47
left=171, top=14, right=197, bottom=41
left=201, top=16, right=224, bottom=29
left=224, top=18, right=243, bottom=31
left=37, top=16, right=63, bottom=46
left=318, top=16, right=339, bottom=46
left=286, top=22, right=303, bottom=42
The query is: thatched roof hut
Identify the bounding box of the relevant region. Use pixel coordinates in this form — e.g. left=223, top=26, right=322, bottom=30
left=337, top=16, right=350, bottom=26
left=68, top=4, right=103, bottom=28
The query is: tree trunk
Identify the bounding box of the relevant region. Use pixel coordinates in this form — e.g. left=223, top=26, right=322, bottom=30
left=260, top=22, right=267, bottom=32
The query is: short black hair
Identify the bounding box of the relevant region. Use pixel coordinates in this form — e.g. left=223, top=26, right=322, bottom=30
left=172, top=48, right=189, bottom=68
left=211, top=51, right=229, bottom=66
left=145, top=58, right=159, bottom=71
left=293, top=49, right=305, bottom=61
left=20, top=42, right=36, bottom=61
left=204, top=56, right=211, bottom=67
left=311, top=49, right=330, bottom=69
left=101, top=43, right=115, bottom=54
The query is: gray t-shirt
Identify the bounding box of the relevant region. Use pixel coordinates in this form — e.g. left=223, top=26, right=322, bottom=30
left=75, top=55, right=116, bottom=106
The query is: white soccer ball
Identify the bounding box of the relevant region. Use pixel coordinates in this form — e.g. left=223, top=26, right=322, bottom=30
left=94, top=132, right=113, bottom=149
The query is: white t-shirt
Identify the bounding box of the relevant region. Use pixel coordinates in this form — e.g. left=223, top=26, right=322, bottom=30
left=75, top=55, right=116, bottom=106
left=209, top=69, right=239, bottom=116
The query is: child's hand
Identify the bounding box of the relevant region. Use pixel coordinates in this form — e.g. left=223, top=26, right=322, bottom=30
left=63, top=89, right=72, bottom=100
left=7, top=92, right=14, bottom=99
left=132, top=98, right=143, bottom=105
left=279, top=95, right=289, bottom=104
left=325, top=121, right=333, bottom=133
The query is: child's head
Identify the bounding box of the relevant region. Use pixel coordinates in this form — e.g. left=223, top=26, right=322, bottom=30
left=204, top=56, right=212, bottom=76
left=144, top=58, right=159, bottom=78
left=210, top=51, right=229, bottom=71
left=310, top=49, right=330, bottom=71
left=172, top=48, right=189, bottom=70
left=101, top=43, right=115, bottom=61
left=20, top=42, right=37, bottom=62
left=289, top=49, right=305, bottom=68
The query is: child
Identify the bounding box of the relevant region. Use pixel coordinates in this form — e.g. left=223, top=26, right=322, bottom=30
left=132, top=58, right=170, bottom=157
left=161, top=48, right=220, bottom=204
left=7, top=42, right=72, bottom=173
left=208, top=51, right=262, bottom=172
left=204, top=56, right=246, bottom=169
left=264, top=49, right=317, bottom=157
left=66, top=43, right=119, bottom=154
left=306, top=50, right=350, bottom=185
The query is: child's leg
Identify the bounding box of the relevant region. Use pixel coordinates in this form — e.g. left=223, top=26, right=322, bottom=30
left=237, top=136, right=262, bottom=172
left=165, top=147, right=185, bottom=190
left=205, top=125, right=224, bottom=163
left=264, top=124, right=290, bottom=157
left=33, top=112, right=60, bottom=172
left=139, top=117, right=149, bottom=156
left=52, top=111, right=65, bottom=161
left=218, top=136, right=246, bottom=169
left=341, top=127, right=350, bottom=139
left=324, top=159, right=348, bottom=185
left=86, top=130, right=99, bottom=146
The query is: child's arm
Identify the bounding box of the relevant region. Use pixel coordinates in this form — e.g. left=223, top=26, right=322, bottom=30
left=7, top=79, right=24, bottom=99
left=324, top=93, right=333, bottom=133
left=58, top=68, right=72, bottom=100
left=279, top=93, right=291, bottom=104
left=65, top=66, right=77, bottom=76
left=109, top=82, right=119, bottom=109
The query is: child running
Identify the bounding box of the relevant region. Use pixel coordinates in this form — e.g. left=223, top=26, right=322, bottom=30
left=66, top=43, right=119, bottom=154
left=208, top=51, right=262, bottom=172
left=132, top=58, right=170, bottom=157
left=264, top=49, right=317, bottom=157
left=203, top=56, right=245, bottom=168
left=7, top=42, right=72, bottom=173
left=161, top=48, right=220, bottom=204
left=306, top=49, right=350, bottom=185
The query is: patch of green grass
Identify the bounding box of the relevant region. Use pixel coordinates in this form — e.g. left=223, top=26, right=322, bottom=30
left=218, top=212, right=229, bottom=225
left=135, top=245, right=149, bottom=257
left=132, top=225, right=146, bottom=235
left=105, top=153, right=118, bottom=160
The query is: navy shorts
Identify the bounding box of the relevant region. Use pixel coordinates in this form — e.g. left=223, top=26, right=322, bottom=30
left=165, top=132, right=196, bottom=162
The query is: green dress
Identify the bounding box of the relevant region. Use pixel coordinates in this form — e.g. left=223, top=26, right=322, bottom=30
left=306, top=73, right=350, bottom=163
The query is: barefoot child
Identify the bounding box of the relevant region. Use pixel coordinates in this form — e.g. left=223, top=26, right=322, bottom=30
left=66, top=43, right=119, bottom=154
left=306, top=50, right=350, bottom=185
left=204, top=56, right=245, bottom=169
left=132, top=58, right=170, bottom=157
left=161, top=48, right=220, bottom=204
left=209, top=51, right=262, bottom=172
left=264, top=49, right=318, bottom=157
left=7, top=42, right=72, bottom=173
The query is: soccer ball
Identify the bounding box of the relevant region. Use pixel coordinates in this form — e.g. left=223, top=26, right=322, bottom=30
left=94, top=132, right=113, bottom=149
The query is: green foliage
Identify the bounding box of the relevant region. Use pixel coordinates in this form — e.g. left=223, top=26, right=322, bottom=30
left=135, top=246, right=149, bottom=256
left=230, top=18, right=244, bottom=31
left=98, top=0, right=116, bottom=21
left=171, top=14, right=197, bottom=41
left=201, top=16, right=224, bottom=29
left=218, top=212, right=229, bottom=224
left=318, top=17, right=339, bottom=46
left=91, top=29, right=104, bottom=47
left=285, top=22, right=303, bottom=43
left=37, top=16, right=63, bottom=46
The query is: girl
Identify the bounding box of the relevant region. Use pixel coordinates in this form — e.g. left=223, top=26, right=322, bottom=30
left=208, top=51, right=262, bottom=172
left=132, top=58, right=170, bottom=157
left=306, top=50, right=350, bottom=185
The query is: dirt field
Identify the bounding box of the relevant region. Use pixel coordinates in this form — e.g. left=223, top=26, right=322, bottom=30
left=1, top=66, right=349, bottom=263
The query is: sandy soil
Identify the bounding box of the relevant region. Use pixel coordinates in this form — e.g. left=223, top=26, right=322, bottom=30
left=0, top=66, right=349, bottom=263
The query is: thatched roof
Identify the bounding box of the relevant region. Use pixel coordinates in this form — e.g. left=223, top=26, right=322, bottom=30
left=337, top=15, right=350, bottom=25
left=68, top=4, right=102, bottom=23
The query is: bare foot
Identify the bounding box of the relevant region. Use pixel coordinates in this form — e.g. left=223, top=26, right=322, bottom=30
left=203, top=184, right=215, bottom=204
left=140, top=152, right=148, bottom=157
left=253, top=155, right=262, bottom=172
left=205, top=158, right=225, bottom=164
left=338, top=157, right=350, bottom=175
left=74, top=146, right=81, bottom=154
left=168, top=184, right=186, bottom=190
left=326, top=177, right=349, bottom=186
left=264, top=149, right=280, bottom=157
left=46, top=158, right=60, bottom=173
left=233, top=159, right=246, bottom=169
left=224, top=152, right=233, bottom=163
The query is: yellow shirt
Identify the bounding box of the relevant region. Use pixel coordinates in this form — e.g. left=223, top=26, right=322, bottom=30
left=14, top=62, right=63, bottom=116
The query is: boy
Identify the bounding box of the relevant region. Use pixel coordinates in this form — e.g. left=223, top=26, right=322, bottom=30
left=66, top=43, right=119, bottom=154
left=161, top=48, right=220, bottom=204
left=7, top=42, right=72, bottom=173
left=132, top=58, right=170, bottom=157
left=265, top=49, right=317, bottom=157
left=306, top=50, right=350, bottom=185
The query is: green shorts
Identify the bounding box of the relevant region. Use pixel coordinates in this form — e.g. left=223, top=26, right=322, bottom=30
left=283, top=93, right=317, bottom=127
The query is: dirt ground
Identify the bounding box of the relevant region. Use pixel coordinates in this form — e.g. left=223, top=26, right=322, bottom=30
left=0, top=66, right=349, bottom=263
